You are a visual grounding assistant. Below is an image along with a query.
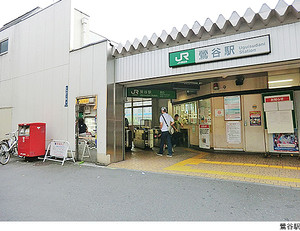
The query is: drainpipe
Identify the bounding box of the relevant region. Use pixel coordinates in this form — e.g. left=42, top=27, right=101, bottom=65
left=81, top=17, right=89, bottom=47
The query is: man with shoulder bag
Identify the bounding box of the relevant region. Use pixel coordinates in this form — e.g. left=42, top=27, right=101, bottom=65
left=157, top=107, right=175, bottom=157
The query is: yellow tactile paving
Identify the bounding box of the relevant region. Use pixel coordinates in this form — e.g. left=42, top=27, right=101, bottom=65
left=109, top=147, right=300, bottom=188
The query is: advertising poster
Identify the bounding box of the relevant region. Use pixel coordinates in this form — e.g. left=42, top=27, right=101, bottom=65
left=224, top=96, right=241, bottom=120
left=226, top=121, right=241, bottom=144
left=199, top=125, right=210, bottom=149
left=249, top=111, right=261, bottom=126
left=273, top=133, right=299, bottom=152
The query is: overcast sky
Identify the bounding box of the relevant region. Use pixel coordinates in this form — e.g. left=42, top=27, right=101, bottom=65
left=0, top=0, right=295, bottom=44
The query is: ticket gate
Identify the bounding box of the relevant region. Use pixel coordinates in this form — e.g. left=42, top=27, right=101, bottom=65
left=133, top=128, right=154, bottom=149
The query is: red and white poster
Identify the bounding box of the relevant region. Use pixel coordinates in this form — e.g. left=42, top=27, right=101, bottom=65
left=199, top=125, right=210, bottom=149
left=249, top=111, right=261, bottom=126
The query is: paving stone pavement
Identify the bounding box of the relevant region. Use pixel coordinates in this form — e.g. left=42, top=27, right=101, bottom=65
left=109, top=147, right=300, bottom=188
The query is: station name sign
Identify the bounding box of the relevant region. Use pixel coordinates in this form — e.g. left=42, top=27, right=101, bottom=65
left=169, top=35, right=271, bottom=67
left=127, top=88, right=176, bottom=99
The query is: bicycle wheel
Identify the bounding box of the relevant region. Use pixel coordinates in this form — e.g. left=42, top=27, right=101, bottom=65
left=0, top=142, right=10, bottom=165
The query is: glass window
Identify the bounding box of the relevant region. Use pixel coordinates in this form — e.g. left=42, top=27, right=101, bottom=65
left=173, top=101, right=198, bottom=125
left=125, top=108, right=132, bottom=125
left=199, top=99, right=211, bottom=125
left=142, top=100, right=152, bottom=106
left=133, top=101, right=143, bottom=107
left=125, top=102, right=131, bottom=108
left=126, top=98, right=153, bottom=126
left=133, top=108, right=143, bottom=125
left=143, top=107, right=152, bottom=120
left=0, top=39, right=8, bottom=54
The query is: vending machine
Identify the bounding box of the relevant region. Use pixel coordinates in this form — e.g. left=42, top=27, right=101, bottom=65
left=18, top=123, right=46, bottom=158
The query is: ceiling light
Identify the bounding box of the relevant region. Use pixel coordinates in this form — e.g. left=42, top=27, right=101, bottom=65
left=268, top=79, right=293, bottom=84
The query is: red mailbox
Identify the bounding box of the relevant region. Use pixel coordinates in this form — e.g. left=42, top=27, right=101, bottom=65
left=18, top=123, right=46, bottom=157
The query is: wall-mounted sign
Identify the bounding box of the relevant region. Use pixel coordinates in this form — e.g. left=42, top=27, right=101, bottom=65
left=226, top=121, right=241, bottom=144
left=249, top=111, right=261, bottom=126
left=78, top=98, right=90, bottom=104
left=64, top=86, right=68, bottom=107
left=215, top=109, right=224, bottom=117
left=262, top=92, right=295, bottom=133
left=273, top=132, right=299, bottom=152
left=127, top=88, right=176, bottom=99
left=169, top=35, right=270, bottom=67
left=224, top=96, right=241, bottom=120
left=199, top=125, right=210, bottom=149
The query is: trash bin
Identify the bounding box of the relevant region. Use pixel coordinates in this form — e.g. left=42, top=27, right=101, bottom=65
left=18, top=123, right=46, bottom=158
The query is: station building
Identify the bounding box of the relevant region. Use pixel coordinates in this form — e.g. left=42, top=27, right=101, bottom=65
left=0, top=0, right=300, bottom=165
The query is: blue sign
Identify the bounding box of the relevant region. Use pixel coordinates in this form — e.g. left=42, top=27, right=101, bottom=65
left=65, top=86, right=68, bottom=107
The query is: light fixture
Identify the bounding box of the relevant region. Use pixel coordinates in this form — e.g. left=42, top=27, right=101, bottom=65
left=268, top=79, right=293, bottom=84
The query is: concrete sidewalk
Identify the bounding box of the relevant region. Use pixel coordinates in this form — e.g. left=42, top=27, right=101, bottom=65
left=109, top=147, right=300, bottom=188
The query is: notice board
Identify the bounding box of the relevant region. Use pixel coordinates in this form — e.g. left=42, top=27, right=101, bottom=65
left=262, top=91, right=296, bottom=134
left=226, top=121, right=241, bottom=144
left=224, top=96, right=241, bottom=120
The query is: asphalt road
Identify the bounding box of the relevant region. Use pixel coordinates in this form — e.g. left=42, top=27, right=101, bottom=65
left=0, top=158, right=300, bottom=221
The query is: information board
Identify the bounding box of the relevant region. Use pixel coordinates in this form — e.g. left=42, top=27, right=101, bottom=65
left=224, top=96, right=241, bottom=120
left=43, top=140, right=75, bottom=165
left=262, top=92, right=295, bottom=133
left=226, top=121, right=241, bottom=144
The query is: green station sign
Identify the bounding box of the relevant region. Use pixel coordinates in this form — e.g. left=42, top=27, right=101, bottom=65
left=169, top=35, right=271, bottom=67
left=127, top=88, right=177, bottom=99
left=169, top=49, right=195, bottom=67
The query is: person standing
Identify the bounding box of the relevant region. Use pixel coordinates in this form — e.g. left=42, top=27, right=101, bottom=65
left=157, top=107, right=174, bottom=157
left=172, top=114, right=184, bottom=150
left=78, top=118, right=88, bottom=136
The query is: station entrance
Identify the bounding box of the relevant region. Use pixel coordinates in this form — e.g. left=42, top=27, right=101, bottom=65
left=121, top=70, right=299, bottom=161
left=123, top=82, right=196, bottom=160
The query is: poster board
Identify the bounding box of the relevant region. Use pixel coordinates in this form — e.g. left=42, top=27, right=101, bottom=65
left=43, top=140, right=75, bottom=165
left=273, top=132, right=299, bottom=152
left=226, top=121, right=241, bottom=144
left=199, top=125, right=210, bottom=149
left=224, top=96, right=241, bottom=120
left=262, top=91, right=296, bottom=134
left=266, top=110, right=294, bottom=133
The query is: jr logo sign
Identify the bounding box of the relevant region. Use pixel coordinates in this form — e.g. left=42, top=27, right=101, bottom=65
left=169, top=49, right=195, bottom=67
left=175, top=52, right=189, bottom=62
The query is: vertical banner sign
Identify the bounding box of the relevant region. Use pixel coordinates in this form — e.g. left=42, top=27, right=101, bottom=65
left=199, top=125, right=210, bottom=149
left=64, top=86, right=68, bottom=107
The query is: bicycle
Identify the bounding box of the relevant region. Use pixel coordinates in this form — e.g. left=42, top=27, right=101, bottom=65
left=0, top=131, right=18, bottom=165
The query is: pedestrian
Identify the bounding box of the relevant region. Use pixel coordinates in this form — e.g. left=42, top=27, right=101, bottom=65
left=172, top=114, right=183, bottom=151
left=78, top=117, right=88, bottom=136
left=157, top=107, right=174, bottom=157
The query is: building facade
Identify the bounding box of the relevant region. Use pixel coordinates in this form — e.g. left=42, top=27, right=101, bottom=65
left=0, top=0, right=300, bottom=164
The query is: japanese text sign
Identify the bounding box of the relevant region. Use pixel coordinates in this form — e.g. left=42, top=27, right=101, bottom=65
left=169, top=35, right=270, bottom=67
